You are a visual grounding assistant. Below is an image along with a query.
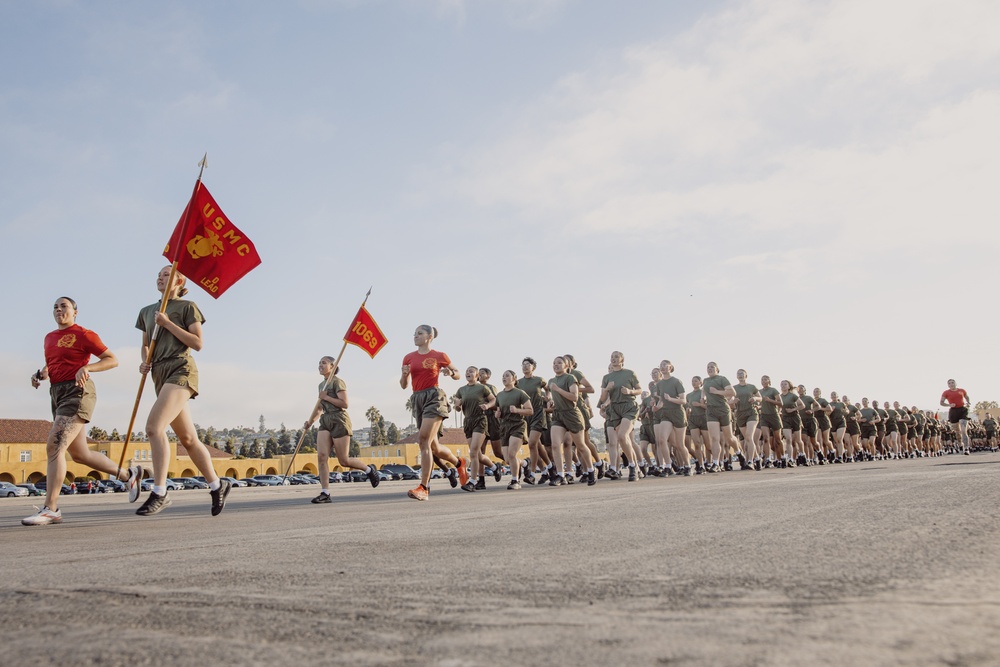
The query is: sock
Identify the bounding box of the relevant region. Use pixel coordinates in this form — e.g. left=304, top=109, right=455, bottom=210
left=209, top=480, right=221, bottom=491
left=153, top=485, right=166, bottom=496
left=321, top=489, right=330, bottom=496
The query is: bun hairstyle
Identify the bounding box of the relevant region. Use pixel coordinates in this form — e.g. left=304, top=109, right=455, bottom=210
left=563, top=354, right=576, bottom=368
left=57, top=296, right=78, bottom=310
left=479, top=367, right=491, bottom=377
left=662, top=360, right=675, bottom=373
left=321, top=356, right=339, bottom=375
left=417, top=324, right=438, bottom=338
left=503, top=370, right=518, bottom=387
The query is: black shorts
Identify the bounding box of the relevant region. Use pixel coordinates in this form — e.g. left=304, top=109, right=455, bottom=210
left=948, top=407, right=968, bottom=424
left=801, top=418, right=817, bottom=438
left=846, top=420, right=860, bottom=436
left=463, top=414, right=487, bottom=440
left=783, top=414, right=802, bottom=433
left=861, top=424, right=876, bottom=439
left=528, top=409, right=548, bottom=434
left=706, top=405, right=731, bottom=427
left=759, top=413, right=782, bottom=432
left=735, top=411, right=758, bottom=428
left=689, top=413, right=708, bottom=431
left=639, top=421, right=655, bottom=443
left=500, top=420, right=527, bottom=444
left=486, top=411, right=501, bottom=441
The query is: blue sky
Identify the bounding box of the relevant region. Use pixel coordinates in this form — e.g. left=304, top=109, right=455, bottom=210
left=2, top=0, right=998, bottom=434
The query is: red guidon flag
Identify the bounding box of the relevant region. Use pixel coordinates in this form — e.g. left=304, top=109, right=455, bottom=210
left=344, top=305, right=388, bottom=358
left=163, top=183, right=261, bottom=298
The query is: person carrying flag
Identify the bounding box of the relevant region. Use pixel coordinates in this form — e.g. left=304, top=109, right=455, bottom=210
left=134, top=267, right=230, bottom=516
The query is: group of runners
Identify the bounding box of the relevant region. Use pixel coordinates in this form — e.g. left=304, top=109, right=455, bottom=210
left=22, top=281, right=985, bottom=523
left=396, top=328, right=982, bottom=500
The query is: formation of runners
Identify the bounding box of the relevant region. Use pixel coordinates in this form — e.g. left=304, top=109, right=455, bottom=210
left=21, top=284, right=987, bottom=523
left=396, top=327, right=983, bottom=501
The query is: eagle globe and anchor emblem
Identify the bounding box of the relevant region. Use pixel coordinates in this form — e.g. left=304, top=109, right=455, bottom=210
left=186, top=227, right=225, bottom=260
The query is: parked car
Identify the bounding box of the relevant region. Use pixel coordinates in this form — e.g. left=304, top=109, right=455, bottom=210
left=328, top=472, right=342, bottom=483
left=380, top=464, right=419, bottom=480
left=0, top=481, right=29, bottom=498
left=140, top=479, right=182, bottom=492
left=250, top=475, right=290, bottom=486
left=239, top=478, right=263, bottom=487
left=287, top=474, right=316, bottom=485
left=35, top=481, right=73, bottom=495
left=171, top=477, right=209, bottom=490
left=221, top=476, right=247, bottom=487
left=342, top=470, right=371, bottom=483
left=97, top=480, right=122, bottom=493
left=16, top=483, right=42, bottom=496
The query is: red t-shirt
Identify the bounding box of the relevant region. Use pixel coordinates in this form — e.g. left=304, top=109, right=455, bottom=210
left=941, top=388, right=968, bottom=408
left=44, top=324, right=108, bottom=384
left=403, top=350, right=451, bottom=392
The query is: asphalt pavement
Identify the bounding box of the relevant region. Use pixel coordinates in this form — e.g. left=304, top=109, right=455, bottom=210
left=2, top=453, right=999, bottom=666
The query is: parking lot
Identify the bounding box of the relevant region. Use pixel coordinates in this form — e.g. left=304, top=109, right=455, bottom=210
left=2, top=454, right=1000, bottom=666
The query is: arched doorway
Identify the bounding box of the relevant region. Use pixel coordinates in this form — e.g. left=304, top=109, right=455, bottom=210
left=265, top=467, right=278, bottom=475
left=225, top=468, right=238, bottom=478
left=0, top=472, right=14, bottom=484
left=246, top=468, right=258, bottom=477
left=87, top=470, right=105, bottom=480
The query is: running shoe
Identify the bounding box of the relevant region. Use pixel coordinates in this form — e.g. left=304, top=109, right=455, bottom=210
left=456, top=457, right=470, bottom=486
left=127, top=465, right=143, bottom=503
left=493, top=466, right=502, bottom=483
left=366, top=464, right=380, bottom=488
left=507, top=480, right=521, bottom=490
left=588, top=471, right=597, bottom=486
left=446, top=467, right=459, bottom=488
left=596, top=461, right=605, bottom=479
left=723, top=460, right=733, bottom=472
left=628, top=467, right=637, bottom=482
left=565, top=474, right=575, bottom=485
left=754, top=459, right=762, bottom=471
left=407, top=485, right=429, bottom=501
left=461, top=481, right=476, bottom=492
left=736, top=453, right=747, bottom=468
left=538, top=471, right=550, bottom=485
left=136, top=492, right=171, bottom=516
left=22, top=506, right=61, bottom=526
left=210, top=479, right=231, bottom=516
left=548, top=475, right=560, bottom=487
left=683, top=466, right=692, bottom=477
left=695, top=463, right=705, bottom=474
left=523, top=472, right=536, bottom=485
left=311, top=492, right=332, bottom=504
left=475, top=478, right=487, bottom=490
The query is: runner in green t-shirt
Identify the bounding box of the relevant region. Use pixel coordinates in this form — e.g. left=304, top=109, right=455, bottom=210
left=812, top=387, right=833, bottom=463
left=686, top=376, right=710, bottom=473
left=478, top=368, right=504, bottom=480
left=828, top=391, right=848, bottom=463
left=494, top=370, right=533, bottom=490
left=759, top=375, right=785, bottom=467
left=564, top=354, right=604, bottom=478
left=453, top=366, right=497, bottom=492
left=548, top=356, right=597, bottom=486
left=796, top=385, right=819, bottom=466
left=702, top=362, right=737, bottom=472
left=733, top=369, right=761, bottom=470
left=654, top=360, right=690, bottom=476
left=780, top=380, right=805, bottom=468
left=599, top=351, right=642, bottom=481
left=519, top=357, right=551, bottom=484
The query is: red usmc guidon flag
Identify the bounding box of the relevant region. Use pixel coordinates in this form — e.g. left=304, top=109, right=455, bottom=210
left=344, top=305, right=388, bottom=358
left=163, top=183, right=261, bottom=298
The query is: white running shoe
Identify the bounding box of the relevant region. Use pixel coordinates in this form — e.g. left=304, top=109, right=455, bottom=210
left=127, top=465, right=143, bottom=503
left=22, top=506, right=62, bottom=526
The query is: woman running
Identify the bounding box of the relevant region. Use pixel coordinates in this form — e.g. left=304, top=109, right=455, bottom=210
left=828, top=391, right=847, bottom=463
left=478, top=368, right=505, bottom=482
left=780, top=380, right=805, bottom=468
left=22, top=297, right=141, bottom=526
left=400, top=324, right=466, bottom=501
left=548, top=356, right=596, bottom=485
left=655, top=360, right=689, bottom=476
left=599, top=351, right=641, bottom=481
left=517, top=357, right=551, bottom=484
left=940, top=379, right=971, bottom=455
left=812, top=387, right=833, bottom=463
left=733, top=369, right=760, bottom=470
left=702, top=362, right=737, bottom=472
left=758, top=375, right=784, bottom=468
left=454, top=365, right=496, bottom=492
left=686, top=376, right=710, bottom=474
left=495, top=371, right=532, bottom=489
left=843, top=396, right=864, bottom=461
left=305, top=356, right=379, bottom=504
left=564, top=354, right=604, bottom=479
left=135, top=267, right=229, bottom=517
left=858, top=398, right=880, bottom=457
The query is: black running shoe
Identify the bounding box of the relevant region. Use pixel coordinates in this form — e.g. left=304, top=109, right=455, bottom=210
left=461, top=481, right=476, bottom=492
left=136, top=492, right=171, bottom=516
left=548, top=475, right=560, bottom=487
left=538, top=472, right=550, bottom=485
left=447, top=467, right=459, bottom=489
left=493, top=466, right=502, bottom=483
left=475, top=478, right=487, bottom=490
left=210, top=479, right=231, bottom=516
left=588, top=470, right=596, bottom=486
left=628, top=466, right=637, bottom=482
left=737, top=453, right=747, bottom=468
left=565, top=474, right=575, bottom=485
left=367, top=465, right=380, bottom=488
left=723, top=460, right=733, bottom=472
left=683, top=466, right=692, bottom=477
left=596, top=462, right=605, bottom=479
left=523, top=472, right=536, bottom=485
left=311, top=492, right=332, bottom=504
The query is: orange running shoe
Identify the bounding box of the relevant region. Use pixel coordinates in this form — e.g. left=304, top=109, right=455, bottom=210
left=456, top=457, right=470, bottom=487
left=407, top=484, right=429, bottom=501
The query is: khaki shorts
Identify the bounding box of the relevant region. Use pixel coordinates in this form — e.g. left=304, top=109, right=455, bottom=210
left=152, top=356, right=199, bottom=398
left=319, top=412, right=352, bottom=439
left=50, top=380, right=96, bottom=423
left=412, top=387, right=450, bottom=428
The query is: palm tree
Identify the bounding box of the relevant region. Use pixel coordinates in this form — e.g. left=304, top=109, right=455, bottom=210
left=405, top=397, right=414, bottom=426
left=365, top=406, right=382, bottom=447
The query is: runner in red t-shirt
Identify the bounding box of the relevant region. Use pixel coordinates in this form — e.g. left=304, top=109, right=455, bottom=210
left=940, top=379, right=971, bottom=454
left=399, top=324, right=466, bottom=500
left=22, top=297, right=142, bottom=527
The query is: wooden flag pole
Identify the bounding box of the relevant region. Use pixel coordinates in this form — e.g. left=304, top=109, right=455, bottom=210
left=116, top=155, right=208, bottom=476
left=282, top=288, right=372, bottom=482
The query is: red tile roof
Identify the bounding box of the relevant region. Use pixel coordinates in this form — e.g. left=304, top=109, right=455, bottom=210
left=0, top=419, right=56, bottom=443
left=177, top=443, right=231, bottom=459
left=395, top=427, right=468, bottom=446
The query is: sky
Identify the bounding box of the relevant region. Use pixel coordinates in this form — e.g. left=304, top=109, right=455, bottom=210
left=1, top=0, right=998, bottom=435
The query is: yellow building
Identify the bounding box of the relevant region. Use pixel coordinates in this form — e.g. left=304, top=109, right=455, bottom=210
left=0, top=418, right=328, bottom=484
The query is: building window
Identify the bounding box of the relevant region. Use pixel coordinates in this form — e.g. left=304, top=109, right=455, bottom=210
left=20, top=451, right=31, bottom=462
left=397, top=449, right=401, bottom=457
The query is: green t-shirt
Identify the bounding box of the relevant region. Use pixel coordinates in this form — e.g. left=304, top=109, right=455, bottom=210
left=496, top=388, right=530, bottom=425
left=319, top=376, right=348, bottom=418
left=701, top=375, right=732, bottom=410
left=860, top=407, right=877, bottom=424
left=136, top=299, right=205, bottom=364
left=602, top=369, right=639, bottom=405
left=734, top=383, right=760, bottom=417
left=781, top=392, right=800, bottom=415
left=830, top=401, right=846, bottom=421
left=655, top=377, right=686, bottom=421
left=798, top=394, right=816, bottom=420
left=569, top=369, right=591, bottom=410
left=760, top=386, right=781, bottom=416
left=814, top=397, right=831, bottom=424
left=847, top=404, right=860, bottom=421
left=454, top=383, right=492, bottom=422
left=518, top=376, right=548, bottom=413
left=985, top=418, right=997, bottom=432
left=686, top=389, right=706, bottom=418
left=549, top=373, right=579, bottom=412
